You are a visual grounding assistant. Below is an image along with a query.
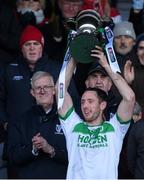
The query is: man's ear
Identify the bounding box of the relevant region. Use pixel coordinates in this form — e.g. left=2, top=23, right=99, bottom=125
left=100, top=101, right=107, bottom=111
left=30, top=89, right=35, bottom=98
left=85, top=78, right=89, bottom=88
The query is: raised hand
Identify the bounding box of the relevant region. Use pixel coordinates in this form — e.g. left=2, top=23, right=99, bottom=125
left=124, top=60, right=135, bottom=84
left=91, top=46, right=109, bottom=68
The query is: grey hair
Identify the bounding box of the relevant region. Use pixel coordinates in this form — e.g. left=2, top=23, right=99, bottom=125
left=133, top=102, right=142, bottom=115
left=31, top=71, right=54, bottom=88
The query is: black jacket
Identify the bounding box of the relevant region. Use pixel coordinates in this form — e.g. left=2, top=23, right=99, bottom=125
left=129, top=8, right=144, bottom=36
left=39, top=2, right=77, bottom=63
left=127, top=120, right=144, bottom=179
left=131, top=59, right=144, bottom=114
left=40, top=19, right=70, bottom=62
left=0, top=54, right=81, bottom=124
left=104, top=88, right=120, bottom=120
left=8, top=105, right=68, bottom=179
left=0, top=4, right=21, bottom=64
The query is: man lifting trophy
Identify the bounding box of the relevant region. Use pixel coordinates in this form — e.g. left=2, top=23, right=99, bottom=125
left=58, top=9, right=121, bottom=108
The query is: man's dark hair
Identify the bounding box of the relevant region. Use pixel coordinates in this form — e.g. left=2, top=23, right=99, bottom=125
left=85, top=87, right=108, bottom=103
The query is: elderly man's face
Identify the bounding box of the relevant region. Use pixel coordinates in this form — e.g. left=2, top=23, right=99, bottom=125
left=85, top=72, right=112, bottom=93
left=31, top=75, right=55, bottom=110
left=114, top=35, right=135, bottom=55
left=22, top=40, right=43, bottom=68
left=58, top=0, right=83, bottom=19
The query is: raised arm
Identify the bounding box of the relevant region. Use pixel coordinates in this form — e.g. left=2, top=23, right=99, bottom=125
left=56, top=57, right=77, bottom=117
left=91, top=46, right=135, bottom=122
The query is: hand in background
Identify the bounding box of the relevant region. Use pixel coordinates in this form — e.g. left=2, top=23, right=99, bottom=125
left=124, top=60, right=135, bottom=84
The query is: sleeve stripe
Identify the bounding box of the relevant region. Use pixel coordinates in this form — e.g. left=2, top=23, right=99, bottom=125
left=116, top=113, right=131, bottom=124
left=59, top=106, right=74, bottom=120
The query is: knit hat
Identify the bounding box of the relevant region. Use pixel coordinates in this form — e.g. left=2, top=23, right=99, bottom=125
left=20, top=25, right=44, bottom=48
left=135, top=33, right=144, bottom=50
left=113, top=21, right=136, bottom=40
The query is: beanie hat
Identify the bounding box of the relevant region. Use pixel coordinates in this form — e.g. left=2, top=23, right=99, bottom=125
left=135, top=33, right=144, bottom=50
left=20, top=25, right=44, bottom=48
left=113, top=21, right=136, bottom=40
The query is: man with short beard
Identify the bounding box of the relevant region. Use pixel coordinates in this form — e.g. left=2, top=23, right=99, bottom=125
left=113, top=21, right=137, bottom=75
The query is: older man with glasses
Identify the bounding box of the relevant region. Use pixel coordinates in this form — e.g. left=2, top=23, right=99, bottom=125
left=7, top=71, right=68, bottom=179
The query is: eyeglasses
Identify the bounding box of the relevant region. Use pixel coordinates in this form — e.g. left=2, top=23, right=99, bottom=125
left=34, top=85, right=54, bottom=93
left=23, top=0, right=39, bottom=2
